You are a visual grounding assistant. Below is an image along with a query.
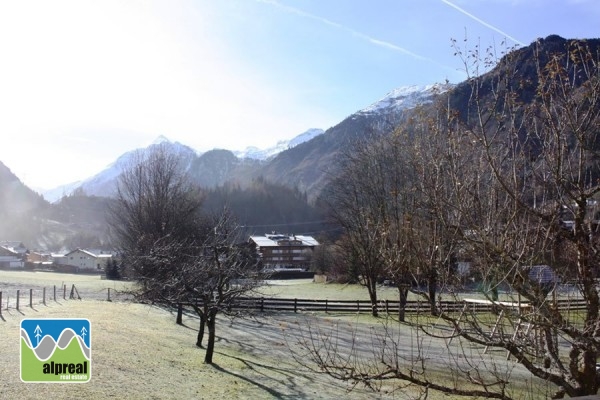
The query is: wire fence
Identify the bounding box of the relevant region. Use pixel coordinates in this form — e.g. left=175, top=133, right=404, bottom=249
left=0, top=284, right=132, bottom=319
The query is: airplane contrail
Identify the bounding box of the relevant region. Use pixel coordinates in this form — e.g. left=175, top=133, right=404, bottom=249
left=257, top=0, right=429, bottom=61
left=440, top=0, right=525, bottom=46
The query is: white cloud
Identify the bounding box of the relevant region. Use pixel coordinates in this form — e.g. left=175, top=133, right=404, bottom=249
left=257, top=0, right=428, bottom=60
left=440, top=0, right=525, bottom=46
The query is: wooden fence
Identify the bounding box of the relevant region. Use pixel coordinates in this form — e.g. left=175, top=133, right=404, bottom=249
left=180, top=296, right=589, bottom=316
left=0, top=286, right=588, bottom=320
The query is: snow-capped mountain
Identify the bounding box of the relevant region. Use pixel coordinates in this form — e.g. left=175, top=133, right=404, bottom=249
left=234, top=128, right=324, bottom=160
left=42, top=180, right=84, bottom=204
left=358, top=83, right=452, bottom=116
left=44, top=137, right=198, bottom=202
left=259, top=83, right=453, bottom=200
left=42, top=84, right=448, bottom=202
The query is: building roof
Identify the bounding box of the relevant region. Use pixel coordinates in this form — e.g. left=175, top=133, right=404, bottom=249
left=294, top=235, right=319, bottom=246
left=64, top=249, right=97, bottom=258
left=0, top=241, right=25, bottom=248
left=62, top=248, right=114, bottom=258
left=0, top=241, right=27, bottom=253
left=249, top=234, right=319, bottom=247
left=0, top=246, right=19, bottom=256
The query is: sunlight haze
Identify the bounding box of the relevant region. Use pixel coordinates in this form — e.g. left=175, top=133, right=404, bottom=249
left=0, top=0, right=598, bottom=189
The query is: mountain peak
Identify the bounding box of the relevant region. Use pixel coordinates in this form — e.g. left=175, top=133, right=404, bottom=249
left=151, top=135, right=171, bottom=145
left=235, top=128, right=324, bottom=160
left=359, top=83, right=452, bottom=115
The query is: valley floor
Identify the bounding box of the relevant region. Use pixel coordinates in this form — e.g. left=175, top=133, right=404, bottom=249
left=0, top=270, right=553, bottom=399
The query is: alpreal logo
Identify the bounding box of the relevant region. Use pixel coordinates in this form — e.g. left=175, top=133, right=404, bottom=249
left=20, top=318, right=91, bottom=383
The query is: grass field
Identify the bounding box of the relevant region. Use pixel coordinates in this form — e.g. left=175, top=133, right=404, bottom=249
left=0, top=270, right=134, bottom=302
left=258, top=279, right=402, bottom=300
left=0, top=270, right=554, bottom=399
left=0, top=271, right=409, bottom=399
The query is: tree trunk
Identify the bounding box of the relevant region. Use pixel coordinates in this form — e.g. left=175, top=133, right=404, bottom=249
left=204, top=312, right=216, bottom=364
left=368, top=280, right=379, bottom=317
left=196, top=314, right=205, bottom=348
left=398, top=286, right=409, bottom=322
left=572, top=229, right=600, bottom=395
left=428, top=270, right=438, bottom=316
left=176, top=303, right=183, bottom=325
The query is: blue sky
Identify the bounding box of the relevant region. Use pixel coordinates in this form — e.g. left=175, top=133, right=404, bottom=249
left=0, top=0, right=598, bottom=190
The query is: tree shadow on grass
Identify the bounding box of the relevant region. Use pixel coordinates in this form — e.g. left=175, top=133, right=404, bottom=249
left=177, top=322, right=199, bottom=331
left=155, top=304, right=201, bottom=331
left=209, top=359, right=286, bottom=398
left=215, top=338, right=342, bottom=399
left=2, top=308, right=25, bottom=317
left=213, top=350, right=335, bottom=399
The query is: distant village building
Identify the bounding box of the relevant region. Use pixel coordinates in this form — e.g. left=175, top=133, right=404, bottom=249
left=0, top=245, right=24, bottom=268
left=27, top=251, right=53, bottom=263
left=0, top=241, right=27, bottom=255
left=53, top=249, right=113, bottom=273
left=27, top=251, right=54, bottom=268
left=249, top=233, right=319, bottom=271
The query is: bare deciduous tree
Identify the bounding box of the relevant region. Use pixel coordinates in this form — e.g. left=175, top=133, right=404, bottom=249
left=301, top=37, right=600, bottom=398
left=324, top=140, right=390, bottom=316
left=109, top=144, right=205, bottom=283
left=326, top=126, right=459, bottom=321
left=167, top=208, right=262, bottom=364
left=109, top=145, right=262, bottom=364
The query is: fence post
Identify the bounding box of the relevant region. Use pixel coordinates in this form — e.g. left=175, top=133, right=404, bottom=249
left=325, top=299, right=328, bottom=313
left=294, top=298, right=297, bottom=313
left=43, top=287, right=46, bottom=306
left=70, top=284, right=81, bottom=300
left=63, top=285, right=66, bottom=300
left=356, top=299, right=359, bottom=313
left=30, top=289, right=33, bottom=308
left=54, top=285, right=56, bottom=301
left=0, top=291, right=2, bottom=317
left=260, top=297, right=264, bottom=312
left=385, top=299, right=389, bottom=314
left=176, top=303, right=183, bottom=324
left=107, top=288, right=112, bottom=302
left=16, top=290, right=20, bottom=310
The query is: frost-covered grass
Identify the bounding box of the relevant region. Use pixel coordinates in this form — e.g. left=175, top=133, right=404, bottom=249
left=257, top=279, right=402, bottom=300
left=0, top=271, right=551, bottom=399
left=0, top=270, right=134, bottom=301
left=0, top=299, right=391, bottom=399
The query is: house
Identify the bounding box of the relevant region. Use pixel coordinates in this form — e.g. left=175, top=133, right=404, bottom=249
left=54, top=249, right=113, bottom=272
left=249, top=233, right=319, bottom=271
left=0, top=241, right=27, bottom=255
left=27, top=251, right=54, bottom=269
left=0, top=245, right=24, bottom=268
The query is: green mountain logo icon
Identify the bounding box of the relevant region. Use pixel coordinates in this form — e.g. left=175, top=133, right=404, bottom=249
left=20, top=319, right=91, bottom=383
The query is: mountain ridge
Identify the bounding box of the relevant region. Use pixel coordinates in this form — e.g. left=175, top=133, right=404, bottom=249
left=42, top=128, right=326, bottom=202
left=40, top=84, right=444, bottom=202
left=2, top=34, right=598, bottom=250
